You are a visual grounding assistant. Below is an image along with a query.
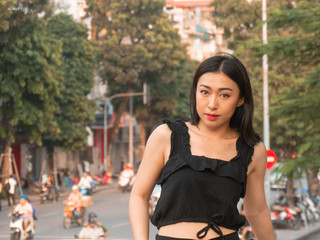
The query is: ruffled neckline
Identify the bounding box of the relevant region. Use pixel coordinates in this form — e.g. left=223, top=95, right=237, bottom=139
left=157, top=120, right=246, bottom=185
left=179, top=120, right=241, bottom=162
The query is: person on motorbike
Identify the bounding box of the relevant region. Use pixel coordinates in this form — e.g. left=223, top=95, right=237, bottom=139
left=76, top=214, right=105, bottom=239
left=13, top=195, right=34, bottom=236
left=78, top=172, right=93, bottom=195
left=82, top=213, right=109, bottom=238
left=65, top=185, right=83, bottom=217
left=44, top=176, right=56, bottom=202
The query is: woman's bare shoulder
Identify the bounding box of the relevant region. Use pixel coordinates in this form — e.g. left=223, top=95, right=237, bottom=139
left=249, top=141, right=267, bottom=174
left=147, top=123, right=172, bottom=145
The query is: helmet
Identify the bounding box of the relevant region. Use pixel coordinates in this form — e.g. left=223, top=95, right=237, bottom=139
left=88, top=216, right=96, bottom=223
left=88, top=212, right=97, bottom=218
left=20, top=195, right=27, bottom=200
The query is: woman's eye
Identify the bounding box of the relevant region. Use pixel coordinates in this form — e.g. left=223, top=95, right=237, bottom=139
left=221, top=94, right=230, bottom=98
left=200, top=90, right=208, bottom=95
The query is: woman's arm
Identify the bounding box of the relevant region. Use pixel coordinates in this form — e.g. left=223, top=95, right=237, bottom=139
left=129, top=124, right=171, bottom=240
left=243, top=142, right=276, bottom=240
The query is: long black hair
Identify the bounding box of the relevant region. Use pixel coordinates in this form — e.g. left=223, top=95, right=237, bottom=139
left=190, top=52, right=260, bottom=147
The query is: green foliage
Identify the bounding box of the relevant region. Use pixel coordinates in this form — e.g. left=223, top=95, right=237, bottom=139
left=0, top=1, right=96, bottom=152
left=86, top=0, right=191, bottom=124
left=264, top=1, right=320, bottom=174
left=0, top=11, right=63, bottom=145
left=0, top=0, right=16, bottom=31
left=212, top=0, right=320, bottom=179
left=44, top=13, right=97, bottom=151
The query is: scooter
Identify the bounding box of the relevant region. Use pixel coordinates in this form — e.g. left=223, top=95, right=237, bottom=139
left=63, top=200, right=86, bottom=229
left=9, top=212, right=34, bottom=240
left=118, top=169, right=135, bottom=192
left=271, top=205, right=301, bottom=230
left=40, top=185, right=59, bottom=203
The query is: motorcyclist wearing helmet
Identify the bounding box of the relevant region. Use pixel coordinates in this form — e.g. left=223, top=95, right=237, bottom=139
left=82, top=212, right=109, bottom=238
left=13, top=195, right=34, bottom=236
left=65, top=185, right=82, bottom=216
left=76, top=213, right=105, bottom=239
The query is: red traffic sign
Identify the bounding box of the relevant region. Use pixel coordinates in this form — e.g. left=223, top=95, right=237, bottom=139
left=266, top=150, right=277, bottom=170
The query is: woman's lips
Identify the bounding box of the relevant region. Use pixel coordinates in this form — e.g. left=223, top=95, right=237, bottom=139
left=205, top=114, right=219, bottom=120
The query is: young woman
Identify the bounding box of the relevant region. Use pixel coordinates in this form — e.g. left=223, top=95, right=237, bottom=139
left=129, top=53, right=275, bottom=240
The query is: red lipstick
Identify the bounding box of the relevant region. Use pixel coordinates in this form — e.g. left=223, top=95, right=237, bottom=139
left=206, top=114, right=219, bottom=120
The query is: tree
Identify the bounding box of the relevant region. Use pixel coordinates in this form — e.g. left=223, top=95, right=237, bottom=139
left=262, top=0, right=320, bottom=197
left=0, top=0, right=62, bottom=178
left=85, top=0, right=191, bottom=171
left=43, top=13, right=97, bottom=156
left=0, top=0, right=16, bottom=32
left=211, top=0, right=316, bottom=201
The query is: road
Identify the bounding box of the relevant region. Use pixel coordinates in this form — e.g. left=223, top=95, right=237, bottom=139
left=303, top=230, right=320, bottom=240
left=0, top=185, right=158, bottom=239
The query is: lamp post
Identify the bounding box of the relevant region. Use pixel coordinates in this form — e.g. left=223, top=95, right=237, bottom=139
left=102, top=87, right=149, bottom=173
left=262, top=0, right=271, bottom=207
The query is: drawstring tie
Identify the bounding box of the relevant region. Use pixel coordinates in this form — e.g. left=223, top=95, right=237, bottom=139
left=197, top=221, right=225, bottom=240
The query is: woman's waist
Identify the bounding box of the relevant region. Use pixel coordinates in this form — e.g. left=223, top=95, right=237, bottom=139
left=159, top=222, right=236, bottom=240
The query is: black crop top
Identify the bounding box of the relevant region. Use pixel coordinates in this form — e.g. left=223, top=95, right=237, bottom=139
left=151, top=119, right=255, bottom=239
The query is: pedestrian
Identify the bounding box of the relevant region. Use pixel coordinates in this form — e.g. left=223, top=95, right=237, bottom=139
left=5, top=175, right=17, bottom=206
left=129, top=53, right=275, bottom=240
left=78, top=172, right=93, bottom=195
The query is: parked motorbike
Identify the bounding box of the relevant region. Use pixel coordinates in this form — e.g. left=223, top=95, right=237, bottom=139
left=271, top=204, right=301, bottom=230
left=118, top=169, right=135, bottom=192
left=63, top=200, right=86, bottom=229
left=40, top=185, right=59, bottom=203
left=9, top=212, right=34, bottom=240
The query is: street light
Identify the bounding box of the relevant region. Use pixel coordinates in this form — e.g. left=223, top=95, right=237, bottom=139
left=103, top=84, right=150, bottom=173
left=262, top=0, right=271, bottom=207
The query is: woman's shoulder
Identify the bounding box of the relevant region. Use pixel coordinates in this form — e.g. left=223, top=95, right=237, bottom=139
left=248, top=141, right=267, bottom=173
left=148, top=122, right=172, bottom=143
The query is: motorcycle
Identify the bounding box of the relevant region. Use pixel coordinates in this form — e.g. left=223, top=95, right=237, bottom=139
left=40, top=185, right=59, bottom=203
left=271, top=204, right=301, bottom=230
left=63, top=200, right=86, bottom=229
left=118, top=169, right=135, bottom=192
left=9, top=212, right=34, bottom=240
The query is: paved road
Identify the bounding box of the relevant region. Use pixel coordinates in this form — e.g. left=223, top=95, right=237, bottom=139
left=1, top=184, right=319, bottom=240
left=0, top=185, right=157, bottom=239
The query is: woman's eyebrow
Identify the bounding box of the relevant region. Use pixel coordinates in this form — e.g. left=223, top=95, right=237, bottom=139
left=199, top=84, right=233, bottom=92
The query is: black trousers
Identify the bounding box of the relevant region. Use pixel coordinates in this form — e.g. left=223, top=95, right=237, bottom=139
left=7, top=192, right=15, bottom=206
left=156, top=232, right=239, bottom=240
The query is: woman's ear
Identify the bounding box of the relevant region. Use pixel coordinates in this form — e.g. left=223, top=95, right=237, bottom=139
left=237, top=97, right=244, bottom=107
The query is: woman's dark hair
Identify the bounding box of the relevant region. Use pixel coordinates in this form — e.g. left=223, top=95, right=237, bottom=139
left=190, top=52, right=260, bottom=147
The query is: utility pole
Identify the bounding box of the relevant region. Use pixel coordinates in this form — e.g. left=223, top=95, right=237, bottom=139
left=262, top=0, right=271, bottom=207
left=103, top=85, right=150, bottom=173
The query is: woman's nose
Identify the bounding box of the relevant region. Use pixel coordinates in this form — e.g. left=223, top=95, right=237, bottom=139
left=208, top=95, right=218, bottom=110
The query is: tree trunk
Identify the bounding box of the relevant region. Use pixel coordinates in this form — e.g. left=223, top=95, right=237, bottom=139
left=2, top=133, right=12, bottom=182
left=286, top=177, right=295, bottom=208
left=307, top=168, right=319, bottom=198
left=139, top=120, right=146, bottom=160
left=107, top=94, right=130, bottom=174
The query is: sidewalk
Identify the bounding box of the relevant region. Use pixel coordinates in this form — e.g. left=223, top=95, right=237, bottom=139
left=275, top=221, right=320, bottom=240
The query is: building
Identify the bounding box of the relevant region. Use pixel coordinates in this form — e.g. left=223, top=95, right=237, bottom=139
left=164, top=0, right=226, bottom=61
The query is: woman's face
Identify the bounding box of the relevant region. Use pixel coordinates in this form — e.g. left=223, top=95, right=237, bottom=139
left=196, top=72, right=244, bottom=128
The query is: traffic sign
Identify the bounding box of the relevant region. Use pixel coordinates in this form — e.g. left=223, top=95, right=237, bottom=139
left=266, top=150, right=277, bottom=170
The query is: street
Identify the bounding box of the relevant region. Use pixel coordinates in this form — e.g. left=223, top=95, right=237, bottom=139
left=302, top=230, right=320, bottom=240
left=0, top=185, right=157, bottom=240
left=1, top=184, right=319, bottom=240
